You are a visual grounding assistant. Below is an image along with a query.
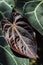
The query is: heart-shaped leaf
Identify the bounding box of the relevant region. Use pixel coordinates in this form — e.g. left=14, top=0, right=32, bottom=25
left=23, top=0, right=43, bottom=35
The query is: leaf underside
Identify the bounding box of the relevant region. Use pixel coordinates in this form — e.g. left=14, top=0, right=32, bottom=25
left=1, top=9, right=37, bottom=60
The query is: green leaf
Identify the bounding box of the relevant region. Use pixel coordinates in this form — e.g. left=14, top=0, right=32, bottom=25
left=15, top=0, right=31, bottom=13
left=23, top=0, right=43, bottom=35
left=0, top=45, right=29, bottom=65
left=0, top=0, right=15, bottom=19
left=15, top=0, right=41, bottom=13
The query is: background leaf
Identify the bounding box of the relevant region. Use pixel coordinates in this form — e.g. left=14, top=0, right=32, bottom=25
left=15, top=0, right=42, bottom=13
left=0, top=45, right=29, bottom=65
left=15, top=0, right=29, bottom=13
left=0, top=0, right=15, bottom=19
left=23, top=0, right=43, bottom=35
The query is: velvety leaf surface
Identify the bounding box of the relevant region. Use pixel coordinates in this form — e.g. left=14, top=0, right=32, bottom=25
left=23, top=0, right=43, bottom=35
